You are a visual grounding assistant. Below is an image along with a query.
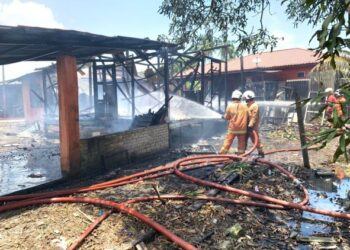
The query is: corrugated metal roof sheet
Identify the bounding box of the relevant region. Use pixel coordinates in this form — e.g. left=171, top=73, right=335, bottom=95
left=0, top=25, right=176, bottom=65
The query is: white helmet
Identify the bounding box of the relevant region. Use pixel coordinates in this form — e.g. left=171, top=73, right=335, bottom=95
left=334, top=89, right=342, bottom=97
left=243, top=90, right=255, bottom=100
left=325, top=87, right=333, bottom=93
left=231, top=90, right=242, bottom=99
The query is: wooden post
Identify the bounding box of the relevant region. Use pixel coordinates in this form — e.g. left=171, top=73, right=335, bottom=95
left=200, top=52, right=205, bottom=104
left=219, top=62, right=222, bottom=113
left=240, top=56, right=245, bottom=90
left=163, top=48, right=170, bottom=110
left=88, top=65, right=93, bottom=107
left=1, top=65, right=5, bottom=117
left=210, top=60, right=214, bottom=108
left=224, top=46, right=228, bottom=109
left=57, top=55, right=80, bottom=176
left=131, top=59, right=135, bottom=118
left=180, top=62, right=183, bottom=96
left=295, top=93, right=310, bottom=168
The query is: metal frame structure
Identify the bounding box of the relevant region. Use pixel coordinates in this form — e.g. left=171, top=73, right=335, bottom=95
left=73, top=46, right=228, bottom=119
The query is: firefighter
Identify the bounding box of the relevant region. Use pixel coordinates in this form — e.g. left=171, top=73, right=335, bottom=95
left=325, top=87, right=337, bottom=122
left=243, top=90, right=264, bottom=157
left=219, top=90, right=249, bottom=155
left=334, top=89, right=346, bottom=119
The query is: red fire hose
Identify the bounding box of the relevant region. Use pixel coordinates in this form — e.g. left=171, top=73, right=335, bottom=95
left=1, top=131, right=350, bottom=249
left=68, top=209, right=113, bottom=250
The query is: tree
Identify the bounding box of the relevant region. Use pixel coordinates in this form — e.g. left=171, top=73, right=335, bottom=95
left=159, top=0, right=278, bottom=54
left=157, top=32, right=237, bottom=60
left=159, top=0, right=350, bottom=59
left=284, top=0, right=350, bottom=64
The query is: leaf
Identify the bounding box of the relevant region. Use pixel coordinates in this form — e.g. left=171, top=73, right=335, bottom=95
left=332, top=133, right=350, bottom=162
left=340, top=134, right=346, bottom=152
left=325, top=130, right=338, bottom=144
left=318, top=128, right=337, bottom=136
left=333, top=146, right=343, bottom=162
left=322, top=15, right=334, bottom=31
left=305, top=0, right=317, bottom=7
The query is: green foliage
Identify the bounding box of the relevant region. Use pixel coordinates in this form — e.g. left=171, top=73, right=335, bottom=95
left=158, top=32, right=238, bottom=60
left=159, top=0, right=278, bottom=54
left=303, top=77, right=350, bottom=162
left=224, top=161, right=250, bottom=173
left=284, top=0, right=350, bottom=62
left=306, top=104, right=350, bottom=162
left=160, top=0, right=350, bottom=58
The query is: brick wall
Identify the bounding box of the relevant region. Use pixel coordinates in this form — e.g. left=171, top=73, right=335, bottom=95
left=80, top=124, right=169, bottom=171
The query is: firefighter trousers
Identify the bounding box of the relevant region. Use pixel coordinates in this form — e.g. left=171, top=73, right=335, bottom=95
left=219, top=133, right=246, bottom=155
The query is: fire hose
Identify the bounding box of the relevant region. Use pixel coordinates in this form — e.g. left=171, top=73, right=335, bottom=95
left=0, top=131, right=349, bottom=250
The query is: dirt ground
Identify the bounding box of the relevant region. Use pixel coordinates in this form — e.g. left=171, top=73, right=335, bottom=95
left=0, top=122, right=350, bottom=250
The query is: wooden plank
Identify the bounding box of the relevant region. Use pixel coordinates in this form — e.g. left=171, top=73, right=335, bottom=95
left=57, top=55, right=80, bottom=176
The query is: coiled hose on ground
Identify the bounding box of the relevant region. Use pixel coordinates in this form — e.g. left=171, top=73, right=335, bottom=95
left=0, top=131, right=347, bottom=250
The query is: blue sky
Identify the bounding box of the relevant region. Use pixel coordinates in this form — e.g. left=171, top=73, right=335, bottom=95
left=0, top=0, right=318, bottom=79
left=33, top=0, right=170, bottom=38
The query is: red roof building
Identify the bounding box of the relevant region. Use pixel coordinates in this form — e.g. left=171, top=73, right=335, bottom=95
left=227, top=48, right=319, bottom=73
left=214, top=48, right=320, bottom=101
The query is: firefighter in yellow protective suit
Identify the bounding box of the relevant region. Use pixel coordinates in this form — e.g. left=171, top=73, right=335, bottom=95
left=242, top=90, right=264, bottom=157
left=334, top=89, right=347, bottom=119
left=219, top=90, right=249, bottom=155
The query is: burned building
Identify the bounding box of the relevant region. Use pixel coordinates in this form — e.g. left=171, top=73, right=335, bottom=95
left=0, top=25, right=179, bottom=181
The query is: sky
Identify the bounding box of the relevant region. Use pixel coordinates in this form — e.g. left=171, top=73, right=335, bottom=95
left=0, top=0, right=318, bottom=80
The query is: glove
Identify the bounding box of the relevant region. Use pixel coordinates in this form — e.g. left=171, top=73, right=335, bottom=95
left=247, top=127, right=253, bottom=134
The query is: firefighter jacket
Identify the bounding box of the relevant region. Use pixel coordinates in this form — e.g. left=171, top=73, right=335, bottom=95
left=224, top=101, right=249, bottom=135
left=335, top=96, right=346, bottom=117
left=247, top=102, right=260, bottom=130
left=326, top=94, right=337, bottom=115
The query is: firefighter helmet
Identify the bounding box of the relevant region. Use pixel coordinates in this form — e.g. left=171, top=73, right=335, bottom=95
left=231, top=90, right=242, bottom=99
left=334, top=89, right=342, bottom=97
left=243, top=90, right=255, bottom=100
left=325, top=87, right=333, bottom=93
